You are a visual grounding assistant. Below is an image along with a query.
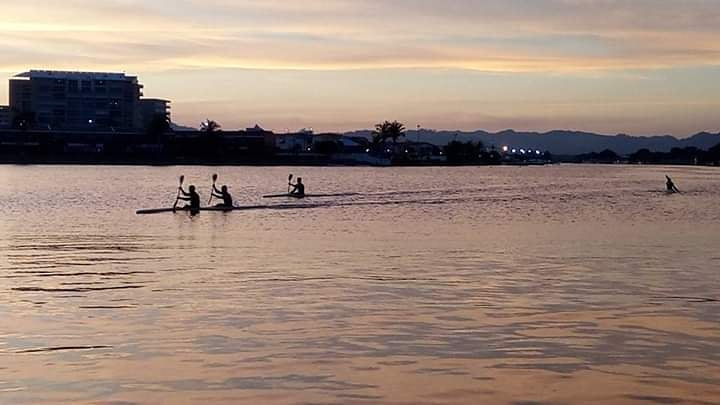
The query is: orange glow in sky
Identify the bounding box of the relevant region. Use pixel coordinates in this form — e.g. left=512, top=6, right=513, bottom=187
left=1, top=0, right=719, bottom=135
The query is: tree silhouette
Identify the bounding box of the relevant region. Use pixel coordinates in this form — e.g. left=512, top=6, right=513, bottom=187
left=387, top=121, right=406, bottom=144
left=443, top=140, right=486, bottom=164
left=372, top=120, right=406, bottom=146
left=200, top=119, right=221, bottom=134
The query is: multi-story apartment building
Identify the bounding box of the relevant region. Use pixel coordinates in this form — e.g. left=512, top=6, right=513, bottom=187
left=138, top=98, right=171, bottom=130
left=9, top=70, right=143, bottom=131
left=0, top=106, right=10, bottom=128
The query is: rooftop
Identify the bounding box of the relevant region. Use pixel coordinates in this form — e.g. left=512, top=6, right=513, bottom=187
left=13, top=70, right=137, bottom=81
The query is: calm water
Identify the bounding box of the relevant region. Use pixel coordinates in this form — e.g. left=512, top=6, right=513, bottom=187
left=0, top=165, right=718, bottom=405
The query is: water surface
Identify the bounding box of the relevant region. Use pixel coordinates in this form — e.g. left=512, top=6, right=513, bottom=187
left=0, top=165, right=718, bottom=404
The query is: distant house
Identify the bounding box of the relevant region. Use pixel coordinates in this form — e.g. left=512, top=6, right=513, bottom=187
left=391, top=141, right=445, bottom=163
left=169, top=127, right=274, bottom=159
left=275, top=129, right=314, bottom=153
left=408, top=142, right=445, bottom=162
left=226, top=127, right=275, bottom=152
left=312, top=133, right=368, bottom=154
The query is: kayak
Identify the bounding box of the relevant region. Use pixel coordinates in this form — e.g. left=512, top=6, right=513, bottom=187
left=136, top=206, right=250, bottom=215
left=262, top=192, right=359, bottom=199
left=262, top=193, right=306, bottom=199
left=136, top=203, right=323, bottom=215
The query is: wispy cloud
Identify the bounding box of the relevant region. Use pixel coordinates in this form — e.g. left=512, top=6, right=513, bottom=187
left=2, top=0, right=719, bottom=72
left=0, top=1, right=719, bottom=135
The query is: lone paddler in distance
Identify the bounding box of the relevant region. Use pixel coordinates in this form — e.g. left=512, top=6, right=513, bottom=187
left=262, top=174, right=306, bottom=199
left=289, top=176, right=305, bottom=197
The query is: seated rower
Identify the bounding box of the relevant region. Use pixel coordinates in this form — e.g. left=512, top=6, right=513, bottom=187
left=212, top=185, right=234, bottom=208
left=289, top=177, right=305, bottom=197
left=176, top=184, right=201, bottom=214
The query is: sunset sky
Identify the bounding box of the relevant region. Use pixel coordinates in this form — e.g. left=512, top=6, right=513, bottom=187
left=1, top=0, right=719, bottom=136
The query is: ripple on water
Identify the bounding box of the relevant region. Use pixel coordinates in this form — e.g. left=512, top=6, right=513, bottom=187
left=0, top=165, right=718, bottom=404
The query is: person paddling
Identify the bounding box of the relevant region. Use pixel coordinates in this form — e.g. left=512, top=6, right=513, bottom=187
left=666, top=175, right=680, bottom=193
left=211, top=185, right=234, bottom=208
left=289, top=177, right=305, bottom=197
left=176, top=184, right=201, bottom=214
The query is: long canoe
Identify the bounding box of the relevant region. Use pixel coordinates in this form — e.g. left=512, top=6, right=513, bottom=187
left=136, top=206, right=236, bottom=215
left=136, top=203, right=323, bottom=215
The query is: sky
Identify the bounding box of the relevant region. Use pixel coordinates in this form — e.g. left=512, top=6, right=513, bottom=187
left=1, top=0, right=719, bottom=136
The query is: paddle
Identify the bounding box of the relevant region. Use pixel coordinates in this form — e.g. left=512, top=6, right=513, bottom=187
left=172, top=175, right=185, bottom=212
left=208, top=173, right=218, bottom=204
left=287, top=173, right=293, bottom=194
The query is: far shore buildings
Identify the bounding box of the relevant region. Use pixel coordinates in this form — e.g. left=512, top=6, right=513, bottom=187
left=7, top=70, right=170, bottom=132
left=0, top=69, right=448, bottom=165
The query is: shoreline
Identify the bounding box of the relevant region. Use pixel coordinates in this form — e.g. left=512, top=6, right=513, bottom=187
left=0, top=159, right=716, bottom=167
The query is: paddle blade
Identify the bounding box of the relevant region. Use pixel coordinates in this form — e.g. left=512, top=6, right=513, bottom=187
left=179, top=175, right=185, bottom=186
left=212, top=173, right=218, bottom=183
left=288, top=174, right=293, bottom=182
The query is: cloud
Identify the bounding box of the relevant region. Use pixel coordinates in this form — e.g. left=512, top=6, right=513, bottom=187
left=1, top=0, right=719, bottom=73
left=0, top=1, right=718, bottom=135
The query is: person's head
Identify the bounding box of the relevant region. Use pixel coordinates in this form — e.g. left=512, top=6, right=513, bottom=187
left=297, top=177, right=303, bottom=184
left=221, top=185, right=228, bottom=192
left=189, top=185, right=196, bottom=192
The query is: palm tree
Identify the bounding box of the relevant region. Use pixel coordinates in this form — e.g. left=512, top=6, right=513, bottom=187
left=387, top=121, right=406, bottom=144
left=200, top=119, right=221, bottom=134
left=372, top=120, right=406, bottom=145
left=372, top=121, right=390, bottom=146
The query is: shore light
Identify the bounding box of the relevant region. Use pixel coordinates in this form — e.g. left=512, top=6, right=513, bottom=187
left=511, top=149, right=517, bottom=154
left=502, top=146, right=509, bottom=152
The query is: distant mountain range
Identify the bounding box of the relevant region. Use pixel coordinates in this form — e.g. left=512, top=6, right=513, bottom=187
left=344, top=129, right=720, bottom=156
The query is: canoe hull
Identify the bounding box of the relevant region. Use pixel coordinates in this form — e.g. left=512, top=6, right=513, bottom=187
left=262, top=193, right=305, bottom=199
left=136, top=203, right=320, bottom=215
left=136, top=206, right=236, bottom=215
